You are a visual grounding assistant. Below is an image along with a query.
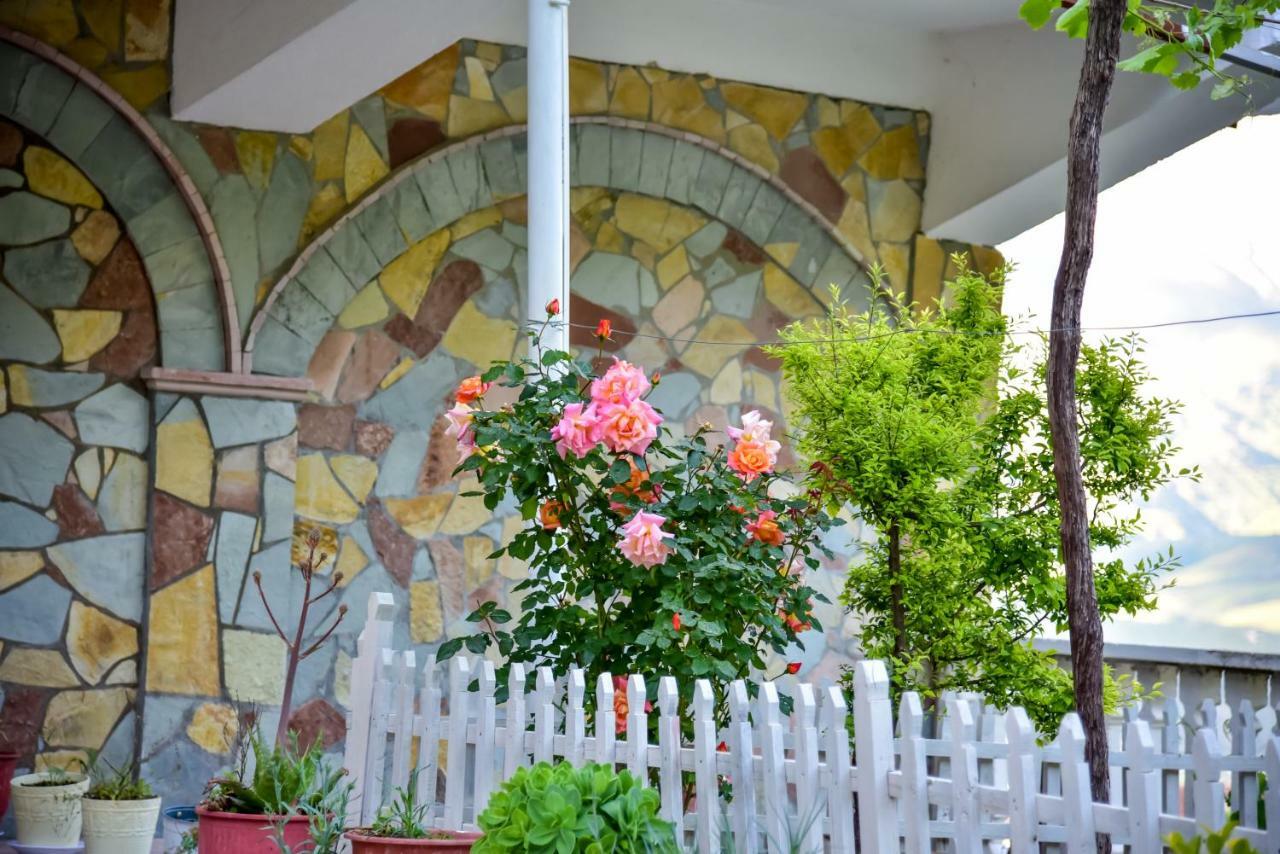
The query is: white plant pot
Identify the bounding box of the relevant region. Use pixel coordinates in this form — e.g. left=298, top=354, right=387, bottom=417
left=82, top=795, right=163, bottom=854
left=11, top=771, right=90, bottom=846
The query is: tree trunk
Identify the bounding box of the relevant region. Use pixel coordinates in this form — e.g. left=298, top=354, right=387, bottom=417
left=1046, top=0, right=1126, bottom=832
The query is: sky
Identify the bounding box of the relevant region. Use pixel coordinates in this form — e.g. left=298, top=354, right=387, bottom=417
left=999, top=115, right=1280, bottom=655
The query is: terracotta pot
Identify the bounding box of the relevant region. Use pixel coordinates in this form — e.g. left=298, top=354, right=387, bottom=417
left=346, top=829, right=483, bottom=853
left=196, top=805, right=310, bottom=853
left=0, top=751, right=18, bottom=821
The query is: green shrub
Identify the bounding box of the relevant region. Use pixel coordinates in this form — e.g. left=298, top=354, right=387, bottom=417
left=475, top=762, right=679, bottom=853
left=200, top=727, right=340, bottom=816
left=1165, top=819, right=1261, bottom=854
left=86, top=757, right=153, bottom=800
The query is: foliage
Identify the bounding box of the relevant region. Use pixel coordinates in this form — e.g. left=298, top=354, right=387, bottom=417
left=270, top=762, right=353, bottom=854
left=178, top=827, right=198, bottom=854
left=1019, top=0, right=1280, bottom=100
left=361, top=773, right=451, bottom=839
left=441, top=325, right=835, bottom=724
left=85, top=756, right=153, bottom=800
left=474, top=762, right=679, bottom=853
left=201, top=727, right=342, bottom=816
left=772, top=265, right=1189, bottom=732
left=1166, top=819, right=1261, bottom=854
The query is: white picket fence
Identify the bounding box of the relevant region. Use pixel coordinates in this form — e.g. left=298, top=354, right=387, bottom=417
left=342, top=592, right=1280, bottom=852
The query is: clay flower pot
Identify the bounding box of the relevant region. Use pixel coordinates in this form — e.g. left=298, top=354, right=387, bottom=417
left=345, top=829, right=484, bottom=853
left=0, top=751, right=19, bottom=823
left=196, top=805, right=311, bottom=853
left=11, top=771, right=90, bottom=846
left=82, top=795, right=163, bottom=854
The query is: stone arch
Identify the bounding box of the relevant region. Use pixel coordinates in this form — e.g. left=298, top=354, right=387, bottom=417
left=0, top=29, right=237, bottom=372
left=245, top=118, right=871, bottom=376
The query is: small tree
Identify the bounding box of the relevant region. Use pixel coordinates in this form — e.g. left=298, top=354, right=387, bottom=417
left=773, top=266, right=1194, bottom=733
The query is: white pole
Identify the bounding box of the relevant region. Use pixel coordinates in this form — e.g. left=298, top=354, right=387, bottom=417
left=526, top=0, right=571, bottom=353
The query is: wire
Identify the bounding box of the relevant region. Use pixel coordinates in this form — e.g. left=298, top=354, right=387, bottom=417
left=528, top=308, right=1280, bottom=349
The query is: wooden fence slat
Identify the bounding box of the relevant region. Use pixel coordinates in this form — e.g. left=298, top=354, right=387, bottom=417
left=415, top=653, right=442, bottom=813
left=565, top=668, right=586, bottom=768
left=626, top=674, right=648, bottom=783
left=344, top=592, right=395, bottom=829
left=793, top=683, right=822, bottom=854
left=1161, top=692, right=1186, bottom=816
left=443, top=656, right=471, bottom=829
left=1057, top=714, right=1096, bottom=854
left=533, top=667, right=555, bottom=765
left=854, top=660, right=897, bottom=854
left=728, top=680, right=758, bottom=854
left=503, top=664, right=527, bottom=778
left=822, top=686, right=854, bottom=854
left=473, top=660, right=498, bottom=820
left=389, top=650, right=416, bottom=793
left=758, top=680, right=787, bottom=854
left=1005, top=707, right=1038, bottom=853
left=1231, top=699, right=1259, bottom=828
left=1191, top=726, right=1225, bottom=830
left=1264, top=737, right=1280, bottom=854
left=947, top=694, right=981, bottom=854
left=364, top=648, right=395, bottom=825
left=657, top=677, right=682, bottom=828
left=693, top=679, right=721, bottom=853
left=1125, top=718, right=1160, bottom=854
left=595, top=672, right=615, bottom=765
left=899, top=692, right=929, bottom=854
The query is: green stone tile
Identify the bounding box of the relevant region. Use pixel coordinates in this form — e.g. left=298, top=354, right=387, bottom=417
left=790, top=229, right=834, bottom=287
left=160, top=326, right=225, bottom=372
left=0, top=169, right=20, bottom=189
left=0, top=283, right=60, bottom=364
left=143, top=236, right=217, bottom=294
left=740, top=183, right=786, bottom=247
left=813, top=247, right=862, bottom=295
left=512, top=135, right=528, bottom=189
left=351, top=96, right=388, bottom=161
left=568, top=126, right=580, bottom=186
left=636, top=133, right=674, bottom=199
left=0, top=43, right=38, bottom=117
left=664, top=141, right=704, bottom=205
left=767, top=203, right=809, bottom=245
left=414, top=158, right=464, bottom=226
left=149, top=114, right=219, bottom=195
left=127, top=191, right=199, bottom=256
left=208, top=175, right=259, bottom=339
left=716, top=168, right=761, bottom=230
left=479, top=137, right=521, bottom=199
left=257, top=151, right=310, bottom=278
left=46, top=83, right=113, bottom=160
left=387, top=180, right=435, bottom=244
left=688, top=153, right=732, bottom=217
left=325, top=222, right=382, bottom=289
left=445, top=148, right=479, bottom=212
left=155, top=280, right=222, bottom=331
left=609, top=127, right=643, bottom=193
left=113, top=150, right=172, bottom=219
left=451, top=228, right=514, bottom=272
left=5, top=238, right=89, bottom=307
left=576, top=124, right=609, bottom=187
left=295, top=247, right=358, bottom=316
left=268, top=281, right=334, bottom=345
left=13, top=61, right=74, bottom=135
left=490, top=58, right=526, bottom=97
left=251, top=315, right=312, bottom=377
left=353, top=195, right=407, bottom=268
left=0, top=191, right=69, bottom=245
left=78, top=115, right=151, bottom=198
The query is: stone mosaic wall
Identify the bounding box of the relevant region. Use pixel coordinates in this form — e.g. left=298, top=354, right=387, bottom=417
left=0, top=118, right=154, bottom=779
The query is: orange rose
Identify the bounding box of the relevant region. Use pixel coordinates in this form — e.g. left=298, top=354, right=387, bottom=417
left=610, top=461, right=661, bottom=512
left=728, top=439, right=773, bottom=483
left=746, top=510, right=784, bottom=546
left=456, top=375, right=490, bottom=404
left=539, top=500, right=564, bottom=530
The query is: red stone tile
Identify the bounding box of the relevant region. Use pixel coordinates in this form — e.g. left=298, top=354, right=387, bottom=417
left=0, top=686, right=48, bottom=759
left=0, top=120, right=22, bottom=167
left=41, top=411, right=77, bottom=439
left=335, top=330, right=402, bottom=404
left=52, top=483, right=105, bottom=539
left=90, top=308, right=158, bottom=378
left=779, top=147, right=847, bottom=224
left=417, top=414, right=459, bottom=492
left=197, top=126, right=240, bottom=174
left=81, top=240, right=152, bottom=311
left=354, top=420, right=395, bottom=458
left=306, top=329, right=356, bottom=401
left=366, top=498, right=414, bottom=589
left=214, top=446, right=260, bottom=514
left=150, top=492, right=215, bottom=590
left=427, top=538, right=465, bottom=620
left=388, top=117, right=445, bottom=169
left=722, top=228, right=767, bottom=265
left=568, top=294, right=635, bottom=353
left=297, top=403, right=356, bottom=452
left=385, top=259, right=485, bottom=359
left=286, top=698, right=346, bottom=752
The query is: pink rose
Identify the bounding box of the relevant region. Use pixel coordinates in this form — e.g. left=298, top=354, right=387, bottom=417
left=551, top=402, right=599, bottom=459
left=445, top=403, right=475, bottom=455
left=593, top=398, right=662, bottom=455
left=590, top=358, right=650, bottom=406
left=618, top=510, right=673, bottom=568
left=727, top=410, right=780, bottom=480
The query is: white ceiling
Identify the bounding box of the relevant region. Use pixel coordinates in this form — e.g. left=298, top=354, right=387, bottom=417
left=172, top=0, right=1280, bottom=245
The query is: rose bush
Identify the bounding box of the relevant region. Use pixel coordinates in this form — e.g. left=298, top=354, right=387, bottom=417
left=436, top=317, right=837, bottom=723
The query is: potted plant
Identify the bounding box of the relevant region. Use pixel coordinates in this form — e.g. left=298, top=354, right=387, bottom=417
left=271, top=761, right=353, bottom=854
left=11, top=764, right=91, bottom=846
left=346, top=774, right=481, bottom=852
left=474, top=762, right=678, bottom=852
left=81, top=759, right=162, bottom=854
left=198, top=729, right=344, bottom=853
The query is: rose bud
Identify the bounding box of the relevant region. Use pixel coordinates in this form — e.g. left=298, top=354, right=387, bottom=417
left=672, top=613, right=682, bottom=631
left=546, top=297, right=561, bottom=316
left=785, top=662, right=802, bottom=675
left=595, top=319, right=612, bottom=340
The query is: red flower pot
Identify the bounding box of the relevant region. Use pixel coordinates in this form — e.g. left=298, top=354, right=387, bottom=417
left=0, top=751, right=19, bottom=821
left=345, top=830, right=483, bottom=853
left=196, top=805, right=310, bottom=853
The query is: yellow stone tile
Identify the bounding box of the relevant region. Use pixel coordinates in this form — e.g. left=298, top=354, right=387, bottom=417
left=0, top=369, right=5, bottom=414
left=124, top=0, right=171, bottom=61
left=608, top=67, right=650, bottom=120
left=312, top=112, right=349, bottom=183
left=71, top=210, right=120, bottom=264
left=379, top=357, right=414, bottom=390
left=652, top=76, right=725, bottom=144
left=385, top=494, right=452, bottom=539
left=381, top=44, right=459, bottom=121
left=858, top=124, right=924, bottom=181
left=98, top=64, right=169, bottom=112
left=570, top=186, right=609, bottom=215
left=330, top=454, right=378, bottom=503
left=187, top=702, right=238, bottom=755
left=222, top=629, right=285, bottom=705
left=82, top=0, right=123, bottom=51
left=452, top=207, right=502, bottom=241
left=569, top=57, right=608, bottom=113
left=380, top=229, right=450, bottom=317
left=869, top=180, right=921, bottom=243
left=813, top=105, right=881, bottom=178
left=815, top=96, right=840, bottom=129
left=299, top=182, right=345, bottom=245
left=765, top=241, right=798, bottom=267
left=34, top=750, right=89, bottom=773
left=446, top=95, right=510, bottom=138
left=335, top=535, right=369, bottom=587
left=464, top=536, right=495, bottom=587
left=67, top=602, right=137, bottom=685
left=630, top=241, right=656, bottom=270
left=442, top=301, right=518, bottom=369
left=475, top=42, right=503, bottom=67
left=639, top=66, right=669, bottom=85
left=680, top=315, right=753, bottom=377
left=438, top=485, right=488, bottom=535
left=464, top=56, right=494, bottom=101
left=339, top=280, right=390, bottom=329
left=63, top=37, right=110, bottom=70
left=879, top=241, right=910, bottom=299
left=0, top=648, right=80, bottom=688
left=235, top=131, right=277, bottom=191
left=837, top=197, right=877, bottom=266
left=497, top=84, right=527, bottom=123
left=289, top=135, right=313, bottom=161
left=156, top=408, right=213, bottom=506
left=147, top=565, right=220, bottom=696
left=24, top=147, right=102, bottom=208
left=656, top=245, right=690, bottom=290
left=43, top=687, right=131, bottom=749
left=52, top=309, right=121, bottom=363
left=20, top=0, right=78, bottom=46
left=0, top=551, right=43, bottom=592
left=720, top=81, right=808, bottom=141
left=295, top=454, right=360, bottom=524
left=6, top=365, right=32, bottom=407
left=410, top=580, right=444, bottom=643
left=709, top=359, right=743, bottom=405
left=910, top=234, right=946, bottom=310
left=727, top=123, right=778, bottom=173
left=970, top=244, right=1004, bottom=279
left=764, top=264, right=823, bottom=319
left=724, top=110, right=749, bottom=131
left=344, top=124, right=387, bottom=203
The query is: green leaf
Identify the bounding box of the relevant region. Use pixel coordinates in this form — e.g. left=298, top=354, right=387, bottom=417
left=1055, top=0, right=1090, bottom=38
left=1019, top=0, right=1056, bottom=29
left=436, top=638, right=464, bottom=661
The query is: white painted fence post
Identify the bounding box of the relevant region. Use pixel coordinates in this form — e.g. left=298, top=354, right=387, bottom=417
left=821, top=685, right=854, bottom=854
left=1191, top=727, right=1226, bottom=830
left=757, top=680, right=787, bottom=853
left=594, top=672, right=615, bottom=765
left=1057, top=714, right=1097, bottom=854
left=363, top=649, right=395, bottom=823
left=414, top=654, right=442, bottom=813
left=899, top=692, right=929, bottom=854
left=503, top=663, right=527, bottom=778
left=1005, top=707, right=1038, bottom=853
left=473, top=660, right=498, bottom=818
left=853, top=660, right=897, bottom=854
left=657, top=677, right=682, bottom=829
left=693, top=679, right=721, bottom=854
left=389, top=650, right=416, bottom=793
left=1264, top=737, right=1280, bottom=854
left=343, top=591, right=395, bottom=829
left=947, top=695, right=981, bottom=854
left=1162, top=691, right=1186, bottom=815
left=565, top=667, right=586, bottom=767
left=533, top=667, right=555, bottom=764
left=727, top=680, right=758, bottom=853
left=793, top=683, right=822, bottom=854
left=1232, top=699, right=1260, bottom=828
left=443, top=656, right=471, bottom=829
left=626, top=674, right=648, bottom=782
left=1125, top=718, right=1160, bottom=854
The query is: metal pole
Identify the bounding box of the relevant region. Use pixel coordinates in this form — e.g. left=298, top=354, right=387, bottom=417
left=526, top=0, right=571, bottom=353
